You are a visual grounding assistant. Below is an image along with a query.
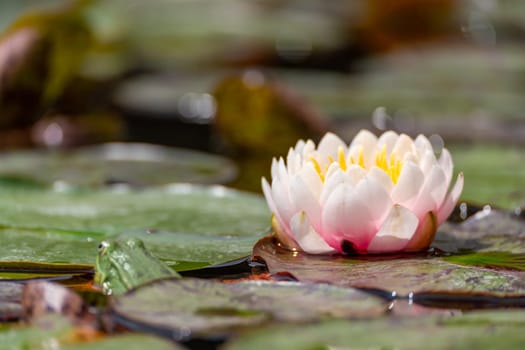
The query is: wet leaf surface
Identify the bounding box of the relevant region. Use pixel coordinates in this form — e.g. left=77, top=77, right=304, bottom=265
left=111, top=278, right=387, bottom=340
left=449, top=145, right=525, bottom=209
left=224, top=310, right=525, bottom=350
left=253, top=209, right=525, bottom=296
left=0, top=314, right=179, bottom=350
left=0, top=143, right=237, bottom=187
left=0, top=184, right=269, bottom=268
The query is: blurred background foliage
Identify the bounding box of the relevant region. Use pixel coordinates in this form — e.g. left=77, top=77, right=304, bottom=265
left=0, top=0, right=523, bottom=205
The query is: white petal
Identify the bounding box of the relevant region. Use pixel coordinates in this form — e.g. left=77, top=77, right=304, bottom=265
left=345, top=164, right=367, bottom=186
left=411, top=165, right=447, bottom=219
left=317, top=132, right=346, bottom=158
left=437, top=172, right=464, bottom=225
left=321, top=183, right=376, bottom=251
left=414, top=134, right=433, bottom=158
left=302, top=140, right=316, bottom=159
left=392, top=134, right=415, bottom=157
left=354, top=175, right=393, bottom=226
left=377, top=130, right=398, bottom=154
left=349, top=130, right=378, bottom=168
left=271, top=177, right=295, bottom=225
left=350, top=129, right=378, bottom=150
left=286, top=147, right=297, bottom=175
left=290, top=211, right=336, bottom=254
left=290, top=169, right=322, bottom=231
left=271, top=158, right=279, bottom=180
left=419, top=149, right=437, bottom=174
left=294, top=139, right=306, bottom=153
left=263, top=178, right=292, bottom=243
left=368, top=166, right=394, bottom=193
left=262, top=177, right=278, bottom=216
left=278, top=157, right=289, bottom=181
left=320, top=168, right=346, bottom=205
left=391, top=161, right=425, bottom=206
left=438, top=148, right=453, bottom=188
left=366, top=205, right=419, bottom=253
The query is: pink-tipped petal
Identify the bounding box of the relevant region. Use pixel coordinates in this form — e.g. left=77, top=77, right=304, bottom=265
left=404, top=211, right=437, bottom=251
left=366, top=204, right=419, bottom=253
left=354, top=176, right=393, bottom=226
left=391, top=160, right=424, bottom=206
left=437, top=172, right=464, bottom=225
left=290, top=211, right=336, bottom=254
left=321, top=183, right=375, bottom=251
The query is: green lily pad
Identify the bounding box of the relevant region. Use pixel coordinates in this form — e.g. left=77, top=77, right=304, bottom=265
left=253, top=236, right=525, bottom=297
left=0, top=314, right=180, bottom=350
left=224, top=310, right=525, bottom=350
left=111, top=278, right=387, bottom=339
left=0, top=143, right=237, bottom=187
left=60, top=334, right=184, bottom=350
left=436, top=209, right=525, bottom=254
left=0, top=184, right=269, bottom=269
left=450, top=145, right=525, bottom=209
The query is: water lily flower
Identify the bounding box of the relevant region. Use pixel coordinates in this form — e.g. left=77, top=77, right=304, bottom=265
left=261, top=130, right=463, bottom=255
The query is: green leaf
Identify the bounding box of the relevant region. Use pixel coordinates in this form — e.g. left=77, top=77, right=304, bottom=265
left=0, top=143, right=237, bottom=188
left=111, top=278, right=387, bottom=339
left=0, top=184, right=269, bottom=268
left=253, top=234, right=525, bottom=297
left=0, top=314, right=180, bottom=350
left=450, top=145, right=525, bottom=209
left=224, top=310, right=525, bottom=350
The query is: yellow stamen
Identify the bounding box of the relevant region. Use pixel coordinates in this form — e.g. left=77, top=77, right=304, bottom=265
left=358, top=146, right=365, bottom=168
left=309, top=156, right=324, bottom=182
left=338, top=146, right=347, bottom=171
left=375, top=145, right=403, bottom=184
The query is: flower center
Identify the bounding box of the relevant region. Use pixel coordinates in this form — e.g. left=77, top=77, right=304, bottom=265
left=309, top=145, right=403, bottom=184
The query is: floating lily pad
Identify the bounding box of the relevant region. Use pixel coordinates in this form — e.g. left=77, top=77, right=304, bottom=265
left=0, top=143, right=237, bottom=187
left=253, top=235, right=525, bottom=297
left=111, top=278, right=387, bottom=340
left=436, top=209, right=525, bottom=254
left=449, top=145, right=525, bottom=209
left=0, top=314, right=179, bottom=350
left=224, top=310, right=525, bottom=350
left=0, top=184, right=269, bottom=269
